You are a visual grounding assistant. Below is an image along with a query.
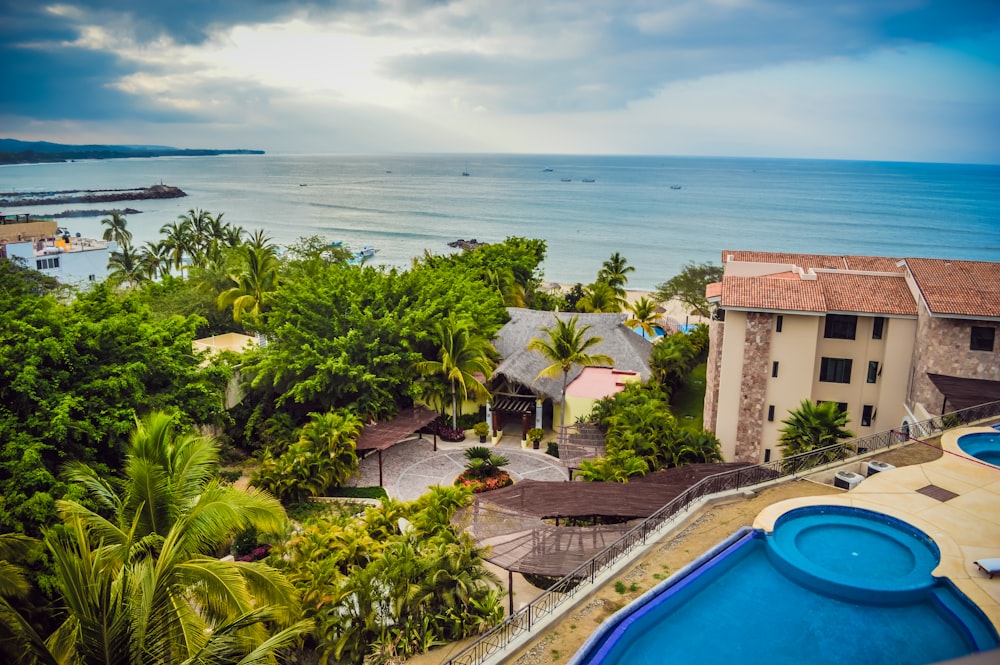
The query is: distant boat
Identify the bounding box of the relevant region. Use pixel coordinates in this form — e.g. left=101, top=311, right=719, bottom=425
left=582, top=178, right=595, bottom=183
left=299, top=183, right=307, bottom=186
left=670, top=184, right=682, bottom=190
left=561, top=178, right=572, bottom=182
left=543, top=168, right=554, bottom=172
left=354, top=245, right=378, bottom=259
left=462, top=162, right=470, bottom=176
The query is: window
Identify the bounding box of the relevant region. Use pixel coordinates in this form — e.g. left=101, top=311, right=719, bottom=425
left=764, top=449, right=772, bottom=463
left=971, top=326, right=995, bottom=352
left=819, top=357, right=853, bottom=383
left=872, top=317, right=885, bottom=340
left=767, top=405, right=775, bottom=422
left=824, top=314, right=857, bottom=340
left=36, top=257, right=60, bottom=270
left=772, top=361, right=779, bottom=378
left=861, top=405, right=875, bottom=427
left=867, top=361, right=879, bottom=384
left=776, top=315, right=783, bottom=333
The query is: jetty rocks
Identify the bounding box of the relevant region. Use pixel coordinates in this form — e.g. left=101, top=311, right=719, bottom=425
left=447, top=238, right=487, bottom=250
left=0, top=184, right=187, bottom=208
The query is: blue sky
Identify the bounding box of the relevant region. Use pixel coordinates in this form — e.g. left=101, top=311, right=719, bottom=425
left=2, top=1, right=999, bottom=163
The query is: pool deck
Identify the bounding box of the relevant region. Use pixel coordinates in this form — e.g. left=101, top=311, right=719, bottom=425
left=754, top=426, right=1000, bottom=631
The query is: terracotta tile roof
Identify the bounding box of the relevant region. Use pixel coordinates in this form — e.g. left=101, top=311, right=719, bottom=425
left=722, top=250, right=848, bottom=271
left=723, top=250, right=908, bottom=274
left=905, top=258, right=1000, bottom=318
left=817, top=273, right=917, bottom=316
left=721, top=275, right=827, bottom=312
left=705, top=282, right=722, bottom=299
left=843, top=255, right=905, bottom=273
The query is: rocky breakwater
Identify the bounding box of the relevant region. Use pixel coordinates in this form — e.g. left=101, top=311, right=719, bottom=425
left=0, top=184, right=187, bottom=207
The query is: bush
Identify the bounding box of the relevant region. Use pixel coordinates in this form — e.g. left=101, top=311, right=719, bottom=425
left=455, top=470, right=513, bottom=493
left=473, top=421, right=490, bottom=438
left=424, top=417, right=467, bottom=442
left=546, top=442, right=559, bottom=458
left=218, top=469, right=243, bottom=484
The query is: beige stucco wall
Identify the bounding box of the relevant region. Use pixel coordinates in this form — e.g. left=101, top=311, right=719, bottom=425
left=873, top=317, right=917, bottom=430
left=760, top=313, right=821, bottom=461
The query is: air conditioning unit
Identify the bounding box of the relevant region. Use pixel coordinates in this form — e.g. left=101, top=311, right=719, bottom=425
left=834, top=470, right=864, bottom=490
left=867, top=460, right=896, bottom=476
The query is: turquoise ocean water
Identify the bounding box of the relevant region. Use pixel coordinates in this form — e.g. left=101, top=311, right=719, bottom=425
left=2, top=154, right=997, bottom=290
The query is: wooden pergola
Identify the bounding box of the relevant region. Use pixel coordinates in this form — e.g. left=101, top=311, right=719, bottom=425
left=355, top=406, right=440, bottom=486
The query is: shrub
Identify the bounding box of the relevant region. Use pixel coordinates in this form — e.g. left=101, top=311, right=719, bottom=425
left=546, top=442, right=559, bottom=458
left=473, top=421, right=490, bottom=438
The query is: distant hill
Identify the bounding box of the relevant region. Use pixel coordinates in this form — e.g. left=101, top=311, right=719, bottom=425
left=0, top=139, right=264, bottom=165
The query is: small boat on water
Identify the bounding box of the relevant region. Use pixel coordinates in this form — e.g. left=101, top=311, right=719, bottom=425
left=670, top=184, right=682, bottom=190
left=354, top=245, right=378, bottom=259
left=543, top=168, right=554, bottom=172
left=561, top=178, right=572, bottom=182
left=582, top=178, right=595, bottom=183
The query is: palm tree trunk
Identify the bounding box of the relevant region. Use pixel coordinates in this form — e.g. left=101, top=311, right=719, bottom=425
left=451, top=378, right=459, bottom=430
left=559, top=370, right=569, bottom=431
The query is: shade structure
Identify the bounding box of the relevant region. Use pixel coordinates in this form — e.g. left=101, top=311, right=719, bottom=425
left=453, top=463, right=753, bottom=577
left=926, top=373, right=1000, bottom=412
left=356, top=406, right=440, bottom=486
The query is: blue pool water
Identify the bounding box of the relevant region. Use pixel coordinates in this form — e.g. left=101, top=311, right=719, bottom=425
left=571, top=507, right=998, bottom=665
left=631, top=324, right=667, bottom=340
left=957, top=432, right=1000, bottom=466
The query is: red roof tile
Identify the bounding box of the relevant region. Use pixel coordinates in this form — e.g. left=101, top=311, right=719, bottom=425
left=721, top=275, right=826, bottom=312
left=905, top=258, right=1000, bottom=318
left=722, top=250, right=848, bottom=271
left=817, top=273, right=917, bottom=316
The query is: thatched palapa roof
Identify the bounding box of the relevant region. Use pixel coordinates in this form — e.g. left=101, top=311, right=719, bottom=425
left=492, top=308, right=653, bottom=402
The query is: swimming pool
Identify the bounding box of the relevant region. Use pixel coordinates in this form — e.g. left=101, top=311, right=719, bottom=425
left=630, top=324, right=667, bottom=340
left=570, top=507, right=998, bottom=665
left=957, top=432, right=1000, bottom=466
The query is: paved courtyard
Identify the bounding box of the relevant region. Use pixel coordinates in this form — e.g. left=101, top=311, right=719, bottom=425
left=349, top=436, right=569, bottom=501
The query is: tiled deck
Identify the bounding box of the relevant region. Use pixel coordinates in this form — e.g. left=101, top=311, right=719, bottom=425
left=754, top=426, right=1000, bottom=630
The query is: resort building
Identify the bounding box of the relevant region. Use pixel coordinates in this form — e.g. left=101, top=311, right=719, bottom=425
left=489, top=308, right=652, bottom=440
left=704, top=251, right=1000, bottom=463
left=0, top=217, right=113, bottom=285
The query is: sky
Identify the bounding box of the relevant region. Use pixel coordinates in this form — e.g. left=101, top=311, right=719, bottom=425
left=2, top=1, right=999, bottom=164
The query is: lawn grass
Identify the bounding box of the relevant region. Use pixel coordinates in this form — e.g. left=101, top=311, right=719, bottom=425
left=671, top=361, right=707, bottom=430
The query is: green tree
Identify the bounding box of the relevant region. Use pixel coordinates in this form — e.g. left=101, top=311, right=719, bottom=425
left=654, top=261, right=723, bottom=318
left=778, top=399, right=855, bottom=461
left=217, top=244, right=281, bottom=325
left=107, top=242, right=147, bottom=289
left=598, top=252, right=634, bottom=293
left=576, top=449, right=648, bottom=482
left=461, top=446, right=509, bottom=480
left=650, top=332, right=697, bottom=393
left=625, top=296, right=660, bottom=338
left=1, top=412, right=310, bottom=665
left=251, top=410, right=363, bottom=502
left=528, top=316, right=613, bottom=431
left=159, top=219, right=192, bottom=273
left=575, top=281, right=622, bottom=313
left=0, top=277, right=227, bottom=536
left=415, top=315, right=497, bottom=429
left=100, top=211, right=132, bottom=246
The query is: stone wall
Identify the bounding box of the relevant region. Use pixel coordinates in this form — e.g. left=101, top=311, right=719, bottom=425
left=909, top=300, right=1000, bottom=413
left=703, top=317, right=725, bottom=434
left=734, top=312, right=773, bottom=462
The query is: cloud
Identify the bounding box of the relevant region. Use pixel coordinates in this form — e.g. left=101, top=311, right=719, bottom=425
left=0, top=0, right=998, bottom=161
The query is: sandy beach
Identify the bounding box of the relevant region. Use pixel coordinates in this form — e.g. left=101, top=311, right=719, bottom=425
left=545, top=282, right=709, bottom=330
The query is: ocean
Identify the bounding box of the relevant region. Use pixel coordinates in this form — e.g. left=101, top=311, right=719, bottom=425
left=2, top=154, right=998, bottom=290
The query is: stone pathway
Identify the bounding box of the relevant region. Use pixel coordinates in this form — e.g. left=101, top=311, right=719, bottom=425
left=349, top=436, right=569, bottom=501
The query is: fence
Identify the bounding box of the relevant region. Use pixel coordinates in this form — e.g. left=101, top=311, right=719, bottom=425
left=442, top=400, right=1000, bottom=665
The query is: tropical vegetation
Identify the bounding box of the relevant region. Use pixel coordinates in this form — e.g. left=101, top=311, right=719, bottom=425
left=455, top=446, right=513, bottom=493
left=654, top=261, right=723, bottom=318
left=778, top=399, right=856, bottom=469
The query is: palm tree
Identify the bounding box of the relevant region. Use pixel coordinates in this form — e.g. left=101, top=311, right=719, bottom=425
left=462, top=446, right=509, bottom=480
left=415, top=315, right=497, bottom=430
left=138, top=240, right=170, bottom=280
left=626, top=296, right=660, bottom=338
left=528, top=315, right=613, bottom=431
left=100, top=211, right=132, bottom=246
left=598, top=252, right=634, bottom=292
left=107, top=242, right=147, bottom=288
left=778, top=399, right=855, bottom=462
left=4, top=412, right=309, bottom=664
left=575, top=281, right=623, bottom=313
left=159, top=219, right=192, bottom=273
left=217, top=244, right=281, bottom=325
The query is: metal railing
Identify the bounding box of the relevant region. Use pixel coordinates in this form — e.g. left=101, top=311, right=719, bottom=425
left=442, top=400, right=1000, bottom=665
